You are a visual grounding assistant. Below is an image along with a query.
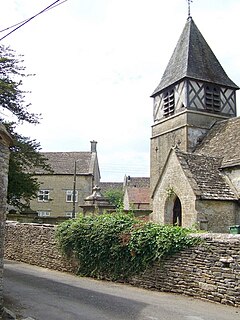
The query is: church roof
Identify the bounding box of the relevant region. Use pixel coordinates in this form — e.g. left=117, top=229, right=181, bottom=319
left=175, top=149, right=237, bottom=200
left=195, top=117, right=240, bottom=168
left=35, top=152, right=96, bottom=175
left=152, top=18, right=239, bottom=96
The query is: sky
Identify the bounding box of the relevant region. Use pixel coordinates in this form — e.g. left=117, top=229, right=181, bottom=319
left=1, top=0, right=240, bottom=182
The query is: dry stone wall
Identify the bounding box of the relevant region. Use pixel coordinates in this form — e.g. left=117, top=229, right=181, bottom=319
left=130, top=233, right=240, bottom=307
left=4, top=222, right=78, bottom=274
left=4, top=222, right=240, bottom=308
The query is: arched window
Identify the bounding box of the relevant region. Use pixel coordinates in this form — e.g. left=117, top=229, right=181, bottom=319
left=173, top=197, right=182, bottom=226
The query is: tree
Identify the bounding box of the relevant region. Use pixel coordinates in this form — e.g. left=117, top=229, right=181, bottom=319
left=103, top=189, right=124, bottom=208
left=0, top=45, right=50, bottom=210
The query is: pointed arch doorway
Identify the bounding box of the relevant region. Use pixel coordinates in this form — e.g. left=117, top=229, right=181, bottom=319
left=173, top=197, right=182, bottom=226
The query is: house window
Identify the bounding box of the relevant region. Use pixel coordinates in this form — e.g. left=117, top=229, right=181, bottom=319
left=65, top=212, right=73, bottom=218
left=66, top=190, right=78, bottom=203
left=38, top=190, right=50, bottom=202
left=205, top=85, right=221, bottom=112
left=38, top=211, right=51, bottom=217
left=163, top=88, right=175, bottom=117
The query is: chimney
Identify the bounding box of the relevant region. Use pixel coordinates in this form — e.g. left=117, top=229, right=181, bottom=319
left=90, top=140, right=97, bottom=152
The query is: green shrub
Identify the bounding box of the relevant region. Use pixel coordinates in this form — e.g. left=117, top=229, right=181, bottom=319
left=55, top=213, right=200, bottom=280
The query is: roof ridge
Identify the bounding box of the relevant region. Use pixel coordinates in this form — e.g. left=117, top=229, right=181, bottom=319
left=175, top=148, right=223, bottom=161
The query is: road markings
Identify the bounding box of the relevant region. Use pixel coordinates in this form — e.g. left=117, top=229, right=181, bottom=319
left=185, top=317, right=205, bottom=320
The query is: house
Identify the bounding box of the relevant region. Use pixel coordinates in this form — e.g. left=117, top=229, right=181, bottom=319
left=0, top=124, right=12, bottom=314
left=30, top=141, right=100, bottom=218
left=150, top=16, right=240, bottom=232
left=123, top=176, right=150, bottom=213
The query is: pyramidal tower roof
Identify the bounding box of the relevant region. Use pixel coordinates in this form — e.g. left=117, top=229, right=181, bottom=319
left=152, top=17, right=239, bottom=96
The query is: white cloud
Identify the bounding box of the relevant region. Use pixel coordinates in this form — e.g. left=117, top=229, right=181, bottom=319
left=1, top=0, right=240, bottom=181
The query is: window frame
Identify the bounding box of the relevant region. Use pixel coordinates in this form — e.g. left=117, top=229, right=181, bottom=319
left=65, top=212, right=73, bottom=218
left=38, top=190, right=50, bottom=202
left=66, top=190, right=78, bottom=203
left=37, top=211, right=51, bottom=217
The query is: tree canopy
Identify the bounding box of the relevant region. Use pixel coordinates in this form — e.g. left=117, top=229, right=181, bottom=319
left=103, top=189, right=124, bottom=207
left=0, top=45, right=50, bottom=210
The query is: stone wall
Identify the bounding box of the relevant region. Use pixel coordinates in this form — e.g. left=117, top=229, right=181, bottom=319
left=4, top=222, right=78, bottom=274
left=130, top=233, right=240, bottom=307
left=0, top=125, right=12, bottom=315
left=4, top=222, right=240, bottom=308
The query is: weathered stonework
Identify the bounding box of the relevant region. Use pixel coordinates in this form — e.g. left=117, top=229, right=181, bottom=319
left=4, top=222, right=78, bottom=274
left=0, top=125, right=12, bottom=315
left=4, top=222, right=240, bottom=308
left=151, top=150, right=197, bottom=227
left=130, top=233, right=240, bottom=307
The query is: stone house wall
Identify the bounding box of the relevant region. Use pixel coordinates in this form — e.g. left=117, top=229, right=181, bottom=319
left=4, top=222, right=240, bottom=307
left=30, top=174, right=94, bottom=218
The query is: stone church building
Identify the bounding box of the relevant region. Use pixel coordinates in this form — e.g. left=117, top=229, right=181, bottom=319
left=150, top=17, right=240, bottom=233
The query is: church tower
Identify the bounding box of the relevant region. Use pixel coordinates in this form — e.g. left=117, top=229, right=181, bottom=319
left=150, top=17, right=239, bottom=193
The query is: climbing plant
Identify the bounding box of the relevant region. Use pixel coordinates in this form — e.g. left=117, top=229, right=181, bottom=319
left=55, top=213, right=200, bottom=280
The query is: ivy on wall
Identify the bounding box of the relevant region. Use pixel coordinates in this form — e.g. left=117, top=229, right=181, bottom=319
left=55, top=213, right=200, bottom=280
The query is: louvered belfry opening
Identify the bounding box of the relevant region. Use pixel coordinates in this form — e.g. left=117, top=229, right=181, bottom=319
left=205, top=84, right=221, bottom=112
left=163, top=88, right=175, bottom=117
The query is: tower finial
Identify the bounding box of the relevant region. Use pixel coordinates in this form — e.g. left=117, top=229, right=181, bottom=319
left=187, top=0, right=193, bottom=20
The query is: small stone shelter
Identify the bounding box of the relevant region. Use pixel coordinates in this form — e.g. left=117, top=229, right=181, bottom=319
left=150, top=17, right=240, bottom=232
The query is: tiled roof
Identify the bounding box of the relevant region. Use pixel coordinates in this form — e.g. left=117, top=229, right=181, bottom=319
left=127, top=187, right=150, bottom=204
left=125, top=176, right=150, bottom=188
left=195, top=117, right=240, bottom=168
left=35, top=152, right=95, bottom=175
left=152, top=18, right=238, bottom=96
left=99, top=182, right=123, bottom=193
left=175, top=149, right=237, bottom=200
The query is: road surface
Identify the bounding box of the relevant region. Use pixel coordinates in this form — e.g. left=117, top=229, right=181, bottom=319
left=3, top=260, right=240, bottom=320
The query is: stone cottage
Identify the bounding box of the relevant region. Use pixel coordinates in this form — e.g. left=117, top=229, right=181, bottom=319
left=29, top=141, right=100, bottom=218
left=0, top=124, right=12, bottom=314
left=150, top=17, right=240, bottom=232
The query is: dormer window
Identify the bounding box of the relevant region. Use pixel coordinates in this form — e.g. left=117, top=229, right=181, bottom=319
left=205, top=85, right=221, bottom=112
left=163, top=88, right=175, bottom=117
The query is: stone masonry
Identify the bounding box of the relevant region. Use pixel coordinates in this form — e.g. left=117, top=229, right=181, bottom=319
left=4, top=222, right=240, bottom=308
left=0, top=125, right=12, bottom=316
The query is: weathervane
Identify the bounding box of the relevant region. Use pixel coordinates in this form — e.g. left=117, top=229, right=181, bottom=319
left=187, top=0, right=193, bottom=19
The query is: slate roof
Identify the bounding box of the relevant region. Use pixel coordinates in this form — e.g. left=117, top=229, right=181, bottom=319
left=175, top=149, right=237, bottom=200
left=99, top=182, right=123, bottom=193
left=124, top=176, right=150, bottom=188
left=195, top=117, right=240, bottom=168
left=152, top=17, right=238, bottom=96
left=35, top=152, right=96, bottom=175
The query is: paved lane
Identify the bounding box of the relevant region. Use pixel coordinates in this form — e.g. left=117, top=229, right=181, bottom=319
left=3, top=260, right=240, bottom=320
